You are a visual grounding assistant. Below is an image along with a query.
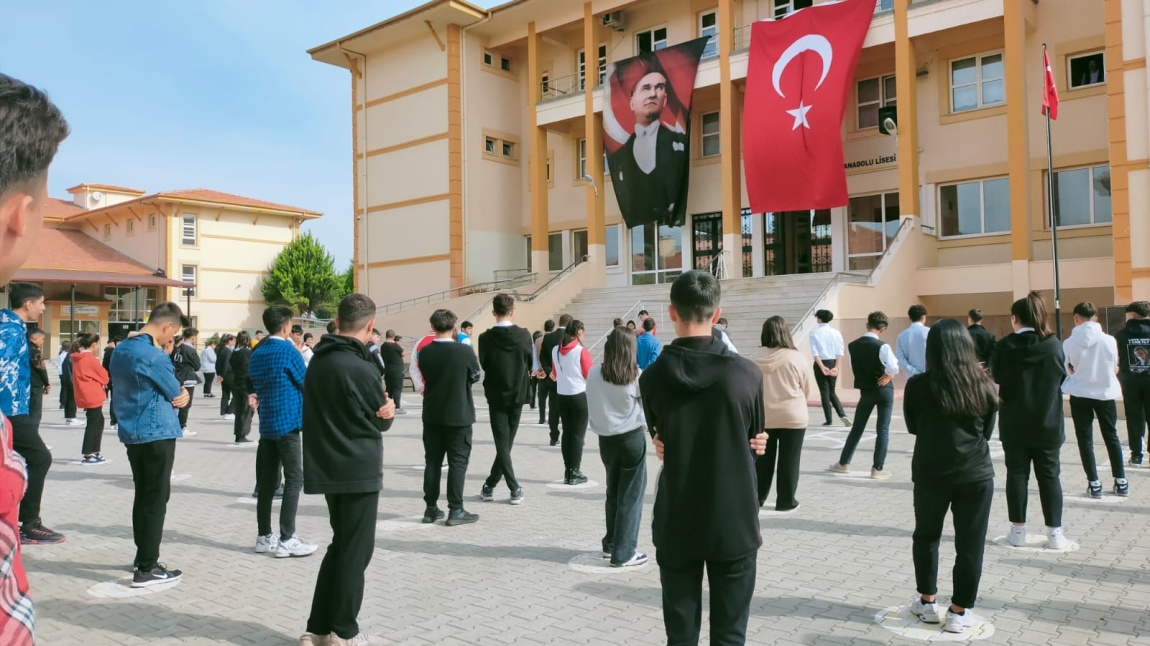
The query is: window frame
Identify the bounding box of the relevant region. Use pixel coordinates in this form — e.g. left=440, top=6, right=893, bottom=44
left=856, top=73, right=897, bottom=130
left=181, top=264, right=198, bottom=298
left=605, top=224, right=620, bottom=267
left=578, top=138, right=588, bottom=178
left=846, top=191, right=901, bottom=268
left=773, top=0, right=813, bottom=19
left=577, top=44, right=608, bottom=91
left=699, top=10, right=718, bottom=59
left=937, top=177, right=1012, bottom=239
left=1067, top=51, right=1106, bottom=90
left=483, top=50, right=495, bottom=67
left=103, top=223, right=112, bottom=239
left=636, top=26, right=668, bottom=55
left=127, top=219, right=135, bottom=235
left=1046, top=165, right=1112, bottom=230
left=501, top=141, right=516, bottom=159
left=181, top=213, right=198, bottom=246
left=547, top=232, right=564, bottom=272
left=148, top=214, right=157, bottom=229
left=700, top=111, right=721, bottom=157
left=949, top=51, right=1005, bottom=114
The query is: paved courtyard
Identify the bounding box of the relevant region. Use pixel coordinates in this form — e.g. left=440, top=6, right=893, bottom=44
left=23, top=381, right=1150, bottom=645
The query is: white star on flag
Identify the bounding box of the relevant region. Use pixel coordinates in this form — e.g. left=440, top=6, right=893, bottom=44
left=786, top=101, right=813, bottom=130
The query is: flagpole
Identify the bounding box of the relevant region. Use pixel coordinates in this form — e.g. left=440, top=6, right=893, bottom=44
left=1043, top=43, right=1063, bottom=339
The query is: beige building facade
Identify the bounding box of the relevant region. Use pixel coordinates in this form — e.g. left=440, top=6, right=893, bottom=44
left=311, top=0, right=1147, bottom=320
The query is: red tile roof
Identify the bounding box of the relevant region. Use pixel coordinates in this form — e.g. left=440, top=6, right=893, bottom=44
left=41, top=198, right=85, bottom=220
left=65, top=183, right=146, bottom=195
left=154, top=189, right=321, bottom=216
left=18, top=229, right=159, bottom=276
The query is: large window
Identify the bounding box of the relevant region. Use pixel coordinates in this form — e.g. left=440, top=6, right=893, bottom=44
left=857, top=74, right=896, bottom=129
left=181, top=213, right=197, bottom=245
left=631, top=223, right=683, bottom=284
left=773, top=0, right=813, bottom=18
left=699, top=10, right=718, bottom=59
left=701, top=112, right=721, bottom=157
left=950, top=53, right=1004, bottom=113
left=548, top=232, right=563, bottom=271
left=939, top=178, right=1010, bottom=238
left=571, top=230, right=588, bottom=264
left=636, top=27, right=668, bottom=54
left=1050, top=165, right=1111, bottom=228
left=605, top=225, right=620, bottom=267
left=104, top=286, right=157, bottom=323
left=848, top=192, right=900, bottom=270
left=578, top=44, right=607, bottom=90
left=181, top=265, right=197, bottom=298
left=1069, top=52, right=1105, bottom=89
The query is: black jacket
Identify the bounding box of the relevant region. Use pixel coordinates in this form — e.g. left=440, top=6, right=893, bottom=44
left=967, top=324, right=997, bottom=366
left=991, top=331, right=1066, bottom=447
left=478, top=324, right=533, bottom=408
left=539, top=329, right=563, bottom=377
left=419, top=340, right=480, bottom=427
left=904, top=373, right=997, bottom=485
left=639, top=335, right=764, bottom=560
left=30, top=345, right=49, bottom=390
left=170, top=341, right=200, bottom=384
left=380, top=341, right=405, bottom=376
left=230, top=346, right=252, bottom=392
left=216, top=345, right=234, bottom=382
left=302, top=334, right=393, bottom=494
left=1114, top=318, right=1150, bottom=378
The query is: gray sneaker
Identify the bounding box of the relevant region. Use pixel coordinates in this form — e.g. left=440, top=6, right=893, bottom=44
left=276, top=535, right=318, bottom=558
left=255, top=534, right=277, bottom=554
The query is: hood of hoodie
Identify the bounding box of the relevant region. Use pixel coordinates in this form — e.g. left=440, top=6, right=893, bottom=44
left=484, top=325, right=526, bottom=350
left=314, top=334, right=372, bottom=362
left=558, top=338, right=582, bottom=356
left=0, top=309, right=25, bottom=331
left=1001, top=330, right=1061, bottom=367
left=1070, top=321, right=1104, bottom=348
left=1126, top=319, right=1150, bottom=336
left=654, top=336, right=737, bottom=398
left=750, top=346, right=796, bottom=372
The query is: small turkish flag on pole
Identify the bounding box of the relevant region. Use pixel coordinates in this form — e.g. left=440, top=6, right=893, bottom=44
left=743, top=0, right=875, bottom=212
left=1042, top=47, right=1059, bottom=120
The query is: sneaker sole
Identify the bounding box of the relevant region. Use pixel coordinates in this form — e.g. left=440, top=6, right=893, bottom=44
left=911, top=611, right=941, bottom=624
left=22, top=536, right=66, bottom=545
left=479, top=496, right=494, bottom=502
left=445, top=518, right=478, bottom=526
left=509, top=498, right=524, bottom=506
left=275, top=549, right=317, bottom=558
left=131, top=575, right=181, bottom=588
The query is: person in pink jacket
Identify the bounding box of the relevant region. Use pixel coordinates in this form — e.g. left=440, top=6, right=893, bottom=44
left=751, top=316, right=812, bottom=512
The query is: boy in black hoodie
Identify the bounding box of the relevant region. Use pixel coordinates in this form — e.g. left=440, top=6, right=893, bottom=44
left=300, top=293, right=395, bottom=646
left=639, top=270, right=767, bottom=646
left=478, top=294, right=534, bottom=506
left=1115, top=301, right=1150, bottom=466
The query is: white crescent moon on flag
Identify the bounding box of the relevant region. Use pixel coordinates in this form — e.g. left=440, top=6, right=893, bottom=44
left=771, top=34, right=834, bottom=98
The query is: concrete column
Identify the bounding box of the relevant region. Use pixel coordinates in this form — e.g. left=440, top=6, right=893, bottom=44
left=583, top=3, right=606, bottom=274
left=718, top=0, right=742, bottom=279
left=528, top=22, right=550, bottom=272
left=1004, top=0, right=1032, bottom=297
left=894, top=0, right=920, bottom=218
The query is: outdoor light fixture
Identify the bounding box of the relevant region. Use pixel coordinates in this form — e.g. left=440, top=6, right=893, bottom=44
left=582, top=173, right=599, bottom=197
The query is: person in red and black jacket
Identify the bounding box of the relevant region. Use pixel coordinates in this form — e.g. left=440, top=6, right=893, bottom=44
left=72, top=333, right=109, bottom=465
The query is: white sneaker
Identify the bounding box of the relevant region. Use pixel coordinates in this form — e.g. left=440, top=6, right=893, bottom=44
left=827, top=462, right=849, bottom=474
left=276, top=535, right=319, bottom=558
left=1046, top=528, right=1072, bottom=550
left=111, top=424, right=118, bottom=431
left=329, top=633, right=389, bottom=646
left=65, top=418, right=84, bottom=426
left=1007, top=527, right=1027, bottom=547
left=840, top=416, right=852, bottom=427
left=611, top=552, right=648, bottom=568
left=255, top=534, right=278, bottom=554
left=181, top=428, right=198, bottom=437
left=909, top=597, right=941, bottom=624
left=870, top=468, right=892, bottom=480
left=943, top=609, right=976, bottom=634
left=298, top=633, right=330, bottom=646
left=224, top=414, right=236, bottom=421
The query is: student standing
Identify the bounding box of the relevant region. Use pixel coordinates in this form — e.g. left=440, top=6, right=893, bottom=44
left=904, top=319, right=998, bottom=635
left=71, top=334, right=109, bottom=465
left=457, top=321, right=475, bottom=347
left=636, top=318, right=661, bottom=370
left=752, top=316, right=811, bottom=512
left=1115, top=300, right=1150, bottom=467
left=61, top=344, right=79, bottom=425
left=170, top=329, right=200, bottom=436
left=102, top=338, right=119, bottom=429
left=1062, top=302, right=1128, bottom=498
left=231, top=331, right=254, bottom=443
left=216, top=334, right=236, bottom=420
left=830, top=311, right=900, bottom=479
left=810, top=309, right=851, bottom=427
left=552, top=319, right=592, bottom=485
left=529, top=330, right=543, bottom=410
left=478, top=294, right=533, bottom=506
left=300, top=294, right=395, bottom=646
left=896, top=304, right=930, bottom=377
left=200, top=339, right=217, bottom=398
left=639, top=271, right=767, bottom=646
left=418, top=309, right=481, bottom=526
left=380, top=330, right=407, bottom=415
left=57, top=345, right=69, bottom=410
left=539, top=316, right=569, bottom=443
left=587, top=327, right=648, bottom=567
left=28, top=329, right=49, bottom=433
left=966, top=309, right=997, bottom=367
left=110, top=302, right=191, bottom=587
left=991, top=291, right=1073, bottom=550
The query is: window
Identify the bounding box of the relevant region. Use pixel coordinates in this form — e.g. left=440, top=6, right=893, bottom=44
left=699, top=11, right=718, bottom=59
left=181, top=265, right=197, bottom=298
left=1050, top=165, right=1111, bottom=228
left=701, top=112, right=720, bottom=157
left=103, top=223, right=111, bottom=238
left=637, top=27, right=668, bottom=54
left=773, top=0, right=813, bottom=19
left=181, top=213, right=197, bottom=245
left=104, top=286, right=157, bottom=323
left=1068, top=52, right=1105, bottom=89
left=548, top=233, right=563, bottom=271
left=572, top=229, right=588, bottom=263
left=939, top=178, right=1011, bottom=237
left=847, top=192, right=900, bottom=270
left=127, top=219, right=135, bottom=234
left=606, top=225, right=620, bottom=267
left=578, top=45, right=607, bottom=90
left=857, top=74, right=897, bottom=129
left=525, top=236, right=532, bottom=271
left=483, top=51, right=494, bottom=66
left=483, top=50, right=512, bottom=73
left=950, top=53, right=1004, bottom=113
left=875, top=0, right=894, bottom=11
left=485, top=137, right=497, bottom=155
left=500, top=57, right=512, bottom=73
left=148, top=214, right=156, bottom=229
left=502, top=142, right=515, bottom=159
left=578, top=139, right=588, bottom=178
left=541, top=72, right=551, bottom=98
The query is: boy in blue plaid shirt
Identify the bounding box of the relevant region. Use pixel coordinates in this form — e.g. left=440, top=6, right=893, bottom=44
left=247, top=305, right=317, bottom=559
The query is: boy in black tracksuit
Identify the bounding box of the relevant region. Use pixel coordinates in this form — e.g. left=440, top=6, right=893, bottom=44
left=1115, top=301, right=1150, bottom=466
left=639, top=271, right=766, bottom=646
left=478, top=294, right=534, bottom=505
left=419, top=309, right=482, bottom=526
left=539, top=316, right=569, bottom=443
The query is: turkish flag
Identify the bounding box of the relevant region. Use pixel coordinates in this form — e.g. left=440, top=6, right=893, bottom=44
left=1041, top=49, right=1059, bottom=120
left=744, top=0, right=875, bottom=212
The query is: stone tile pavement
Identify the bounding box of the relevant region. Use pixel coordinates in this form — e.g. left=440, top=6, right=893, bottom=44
left=22, top=385, right=1150, bottom=645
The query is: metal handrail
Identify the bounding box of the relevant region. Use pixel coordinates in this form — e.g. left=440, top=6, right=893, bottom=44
left=377, top=273, right=538, bottom=315
left=539, top=72, right=584, bottom=102
left=586, top=299, right=644, bottom=354
left=494, top=268, right=531, bottom=281
left=518, top=257, right=586, bottom=302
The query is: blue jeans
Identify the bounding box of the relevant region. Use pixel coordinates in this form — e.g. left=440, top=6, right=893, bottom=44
left=599, top=428, right=647, bottom=564
left=838, top=386, right=893, bottom=471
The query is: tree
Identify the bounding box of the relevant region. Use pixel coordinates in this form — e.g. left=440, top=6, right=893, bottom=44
left=261, top=233, right=342, bottom=316
left=340, top=261, right=355, bottom=296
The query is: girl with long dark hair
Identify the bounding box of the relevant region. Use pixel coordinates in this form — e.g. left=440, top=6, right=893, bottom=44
left=991, top=291, right=1071, bottom=550
left=904, top=319, right=998, bottom=634
left=586, top=327, right=648, bottom=567
left=71, top=333, right=109, bottom=465
left=231, top=331, right=255, bottom=443
left=750, top=316, right=810, bottom=512
left=551, top=320, right=591, bottom=485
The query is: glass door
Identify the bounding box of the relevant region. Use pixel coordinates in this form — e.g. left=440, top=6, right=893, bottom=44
left=762, top=210, right=833, bottom=275
left=631, top=222, right=684, bottom=285
left=691, top=213, right=723, bottom=273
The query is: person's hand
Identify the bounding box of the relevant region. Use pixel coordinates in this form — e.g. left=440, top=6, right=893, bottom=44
left=652, top=433, right=665, bottom=462
left=820, top=365, right=831, bottom=376
left=172, top=387, right=190, bottom=409
left=217, top=376, right=223, bottom=383
left=877, top=375, right=893, bottom=387
left=829, top=368, right=839, bottom=377
left=44, top=384, right=51, bottom=395
left=750, top=432, right=768, bottom=455
left=377, top=397, right=396, bottom=420
left=1067, top=363, right=1076, bottom=375
left=248, top=394, right=259, bottom=410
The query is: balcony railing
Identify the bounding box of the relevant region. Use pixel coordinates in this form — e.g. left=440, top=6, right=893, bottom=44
left=540, top=73, right=584, bottom=102
left=733, top=1, right=898, bottom=50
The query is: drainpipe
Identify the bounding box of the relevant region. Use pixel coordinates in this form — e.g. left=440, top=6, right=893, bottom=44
left=339, top=42, right=370, bottom=297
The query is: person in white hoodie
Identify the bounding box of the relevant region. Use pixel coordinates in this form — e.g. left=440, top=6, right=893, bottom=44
left=1063, top=302, right=1129, bottom=498
left=752, top=316, right=811, bottom=512
left=551, top=320, right=592, bottom=485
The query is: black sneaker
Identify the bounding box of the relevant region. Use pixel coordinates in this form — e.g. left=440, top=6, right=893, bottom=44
left=132, top=564, right=182, bottom=588
left=445, top=508, right=479, bottom=526
left=20, top=520, right=65, bottom=545
left=569, top=469, right=588, bottom=485
left=480, top=484, right=494, bottom=502
left=549, top=439, right=558, bottom=447
left=422, top=506, right=444, bottom=524
left=563, top=468, right=573, bottom=485
left=509, top=488, right=524, bottom=506
left=1115, top=479, right=1130, bottom=497
left=1088, top=481, right=1103, bottom=499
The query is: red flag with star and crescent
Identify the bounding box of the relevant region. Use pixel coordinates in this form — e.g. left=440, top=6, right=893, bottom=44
left=1041, top=48, right=1059, bottom=120
left=744, top=0, right=876, bottom=212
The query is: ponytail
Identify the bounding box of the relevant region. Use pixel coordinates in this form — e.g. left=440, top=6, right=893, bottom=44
left=1010, top=291, right=1052, bottom=338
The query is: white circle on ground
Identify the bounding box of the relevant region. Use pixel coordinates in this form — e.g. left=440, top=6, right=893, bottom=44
left=234, top=497, right=277, bottom=505
left=568, top=552, right=647, bottom=573
left=874, top=605, right=995, bottom=641
left=760, top=507, right=800, bottom=517
left=991, top=535, right=1079, bottom=553
left=831, top=471, right=884, bottom=480
left=67, top=460, right=113, bottom=467
left=226, top=442, right=257, bottom=448
left=547, top=479, right=600, bottom=489
left=376, top=517, right=436, bottom=533
left=1077, top=493, right=1126, bottom=504
left=170, top=473, right=191, bottom=482
left=87, top=576, right=180, bottom=598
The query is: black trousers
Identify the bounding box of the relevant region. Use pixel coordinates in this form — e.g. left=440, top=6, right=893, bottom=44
left=838, top=387, right=893, bottom=471
left=757, top=428, right=805, bottom=510
left=202, top=373, right=215, bottom=396
left=542, top=379, right=559, bottom=437
left=177, top=388, right=195, bottom=430
left=658, top=550, right=758, bottom=646
left=28, top=385, right=44, bottom=427
left=107, top=386, right=117, bottom=427
left=384, top=371, right=404, bottom=411
left=257, top=431, right=303, bottom=540
left=1003, top=442, right=1063, bottom=527
left=1121, top=375, right=1150, bottom=463
left=62, top=381, right=77, bottom=419
left=485, top=405, right=522, bottom=491
left=233, top=387, right=254, bottom=440
left=423, top=424, right=472, bottom=510
left=1069, top=396, right=1125, bottom=481
left=220, top=378, right=234, bottom=416
left=813, top=360, right=847, bottom=424
left=82, top=407, right=105, bottom=456
left=528, top=377, right=538, bottom=409
left=556, top=392, right=589, bottom=470
left=307, top=491, right=379, bottom=640
left=9, top=412, right=51, bottom=525
left=125, top=439, right=176, bottom=571
left=599, top=428, right=647, bottom=565
left=912, top=478, right=993, bottom=609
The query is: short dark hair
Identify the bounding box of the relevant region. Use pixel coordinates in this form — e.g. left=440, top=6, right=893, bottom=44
left=908, top=304, right=928, bottom=322
left=638, top=309, right=650, bottom=317
left=256, top=330, right=265, bottom=336
left=236, top=331, right=251, bottom=348
left=460, top=320, right=473, bottom=331
left=1126, top=301, right=1150, bottom=318
left=371, top=328, right=381, bottom=336
left=303, top=332, right=313, bottom=342
left=866, top=311, right=889, bottom=331
left=544, top=320, right=556, bottom=332
left=326, top=320, right=338, bottom=334
left=77, top=332, right=100, bottom=349
left=493, top=293, right=515, bottom=317
left=182, top=327, right=199, bottom=340
left=291, top=325, right=304, bottom=335
left=148, top=302, right=186, bottom=327
left=760, top=316, right=795, bottom=350
left=642, top=318, right=656, bottom=332
left=385, top=329, right=396, bottom=340
left=612, top=318, right=623, bottom=327
left=815, top=309, right=834, bottom=323
left=558, top=314, right=573, bottom=327
left=430, top=309, right=457, bottom=333
left=1073, top=302, right=1097, bottom=319
left=262, top=306, right=294, bottom=336
left=670, top=270, right=720, bottom=324
left=717, top=317, right=728, bottom=326
left=337, top=293, right=376, bottom=333
left=968, top=308, right=984, bottom=323
left=7, top=283, right=44, bottom=310
left=0, top=74, right=70, bottom=198
left=28, top=327, right=45, bottom=338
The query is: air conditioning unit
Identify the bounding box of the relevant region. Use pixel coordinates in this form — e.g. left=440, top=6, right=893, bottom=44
left=602, top=11, right=625, bottom=31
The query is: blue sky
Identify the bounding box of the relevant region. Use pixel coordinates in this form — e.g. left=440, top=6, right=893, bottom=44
left=1, top=0, right=497, bottom=268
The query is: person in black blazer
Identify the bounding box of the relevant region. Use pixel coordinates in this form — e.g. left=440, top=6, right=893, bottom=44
left=102, top=337, right=119, bottom=428
left=965, top=309, right=997, bottom=367
left=230, top=331, right=254, bottom=443
left=991, top=292, right=1072, bottom=550
left=216, top=334, right=236, bottom=418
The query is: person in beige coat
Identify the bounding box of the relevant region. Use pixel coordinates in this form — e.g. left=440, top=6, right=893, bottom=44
left=751, top=316, right=812, bottom=512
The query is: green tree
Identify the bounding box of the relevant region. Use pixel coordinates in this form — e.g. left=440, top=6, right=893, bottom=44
left=340, top=261, right=355, bottom=296
left=261, top=232, right=342, bottom=315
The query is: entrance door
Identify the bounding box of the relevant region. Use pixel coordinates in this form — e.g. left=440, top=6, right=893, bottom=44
left=631, top=222, right=684, bottom=285
left=763, top=210, right=833, bottom=275
left=691, top=213, right=723, bottom=273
